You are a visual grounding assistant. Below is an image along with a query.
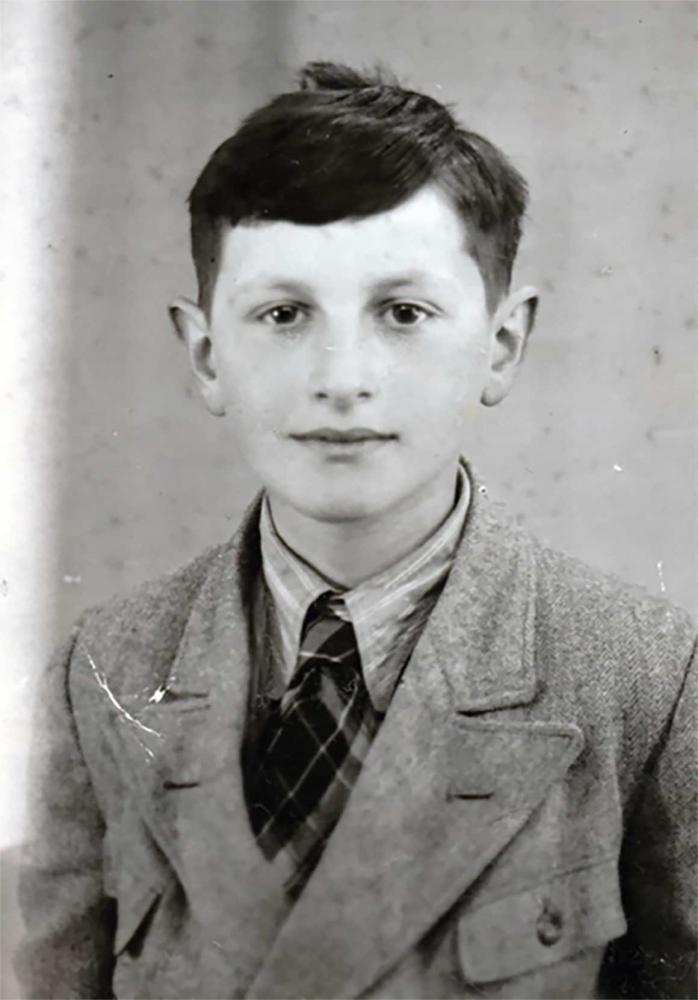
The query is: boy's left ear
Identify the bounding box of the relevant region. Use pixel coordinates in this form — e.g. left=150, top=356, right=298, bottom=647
left=481, top=285, right=539, bottom=406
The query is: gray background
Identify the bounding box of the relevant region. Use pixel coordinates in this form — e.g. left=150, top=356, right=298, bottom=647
left=2, top=2, right=696, bottom=991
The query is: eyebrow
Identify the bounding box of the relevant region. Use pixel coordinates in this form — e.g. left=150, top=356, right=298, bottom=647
left=368, top=272, right=442, bottom=294
left=232, top=271, right=443, bottom=300
left=231, top=278, right=316, bottom=300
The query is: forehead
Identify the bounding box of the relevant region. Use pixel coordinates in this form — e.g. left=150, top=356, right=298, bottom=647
left=215, top=184, right=484, bottom=296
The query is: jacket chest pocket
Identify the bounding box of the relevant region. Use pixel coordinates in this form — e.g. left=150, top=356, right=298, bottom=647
left=457, top=858, right=627, bottom=990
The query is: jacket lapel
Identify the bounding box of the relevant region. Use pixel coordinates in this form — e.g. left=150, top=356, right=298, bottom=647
left=247, top=483, right=584, bottom=1000
left=116, top=498, right=294, bottom=997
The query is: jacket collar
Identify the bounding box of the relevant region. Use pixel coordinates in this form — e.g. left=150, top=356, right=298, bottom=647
left=420, top=468, right=538, bottom=712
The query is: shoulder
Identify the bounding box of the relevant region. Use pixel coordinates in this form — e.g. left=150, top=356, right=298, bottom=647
left=521, top=523, right=696, bottom=768
left=71, top=540, right=230, bottom=693
left=82, top=541, right=226, bottom=634
left=474, top=493, right=695, bottom=669
left=530, top=531, right=695, bottom=671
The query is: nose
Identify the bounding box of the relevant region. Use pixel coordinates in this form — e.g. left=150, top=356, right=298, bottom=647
left=307, top=325, right=380, bottom=408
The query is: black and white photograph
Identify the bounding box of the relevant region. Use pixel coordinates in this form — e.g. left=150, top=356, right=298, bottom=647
left=2, top=2, right=696, bottom=998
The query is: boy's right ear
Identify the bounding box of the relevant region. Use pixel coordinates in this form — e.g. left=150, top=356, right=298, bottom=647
left=168, top=296, right=226, bottom=416
left=168, top=296, right=197, bottom=341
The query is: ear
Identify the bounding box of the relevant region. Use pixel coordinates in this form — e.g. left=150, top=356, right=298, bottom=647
left=168, top=296, right=226, bottom=416
left=481, top=285, right=539, bottom=407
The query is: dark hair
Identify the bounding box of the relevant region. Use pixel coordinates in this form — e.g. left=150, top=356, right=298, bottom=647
left=188, top=62, right=528, bottom=316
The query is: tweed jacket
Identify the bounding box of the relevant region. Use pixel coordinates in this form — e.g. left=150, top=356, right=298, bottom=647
left=16, top=475, right=697, bottom=1000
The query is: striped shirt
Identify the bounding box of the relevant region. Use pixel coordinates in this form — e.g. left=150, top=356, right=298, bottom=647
left=258, top=461, right=470, bottom=714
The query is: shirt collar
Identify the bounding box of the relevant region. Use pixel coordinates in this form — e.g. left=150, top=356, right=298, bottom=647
left=259, top=461, right=470, bottom=709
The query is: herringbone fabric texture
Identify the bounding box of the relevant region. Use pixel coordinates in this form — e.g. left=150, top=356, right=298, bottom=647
left=247, top=592, right=380, bottom=895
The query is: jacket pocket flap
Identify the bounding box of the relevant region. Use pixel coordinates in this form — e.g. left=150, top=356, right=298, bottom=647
left=457, top=858, right=627, bottom=984
left=114, top=876, right=162, bottom=956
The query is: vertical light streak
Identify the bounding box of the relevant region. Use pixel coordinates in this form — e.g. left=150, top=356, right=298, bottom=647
left=1, top=3, right=72, bottom=849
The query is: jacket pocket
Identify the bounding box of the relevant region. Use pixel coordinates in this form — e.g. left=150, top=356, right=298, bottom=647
left=457, top=858, right=627, bottom=984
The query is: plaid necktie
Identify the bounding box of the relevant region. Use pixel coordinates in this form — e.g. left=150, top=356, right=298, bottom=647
left=247, top=591, right=379, bottom=892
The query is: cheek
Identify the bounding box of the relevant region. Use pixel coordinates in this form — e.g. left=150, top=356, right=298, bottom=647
left=213, top=370, right=262, bottom=439
left=228, top=385, right=283, bottom=431
left=398, top=334, right=487, bottom=411
left=216, top=346, right=286, bottom=420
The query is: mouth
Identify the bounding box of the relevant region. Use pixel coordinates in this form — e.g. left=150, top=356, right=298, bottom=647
left=290, top=428, right=398, bottom=444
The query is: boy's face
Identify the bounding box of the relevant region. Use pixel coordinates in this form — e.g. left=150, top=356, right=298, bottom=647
left=174, top=184, right=536, bottom=525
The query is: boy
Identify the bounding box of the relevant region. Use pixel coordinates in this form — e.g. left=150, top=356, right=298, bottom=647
left=17, top=62, right=696, bottom=999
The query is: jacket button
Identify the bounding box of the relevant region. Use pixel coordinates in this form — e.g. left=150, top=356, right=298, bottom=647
left=536, top=899, right=563, bottom=946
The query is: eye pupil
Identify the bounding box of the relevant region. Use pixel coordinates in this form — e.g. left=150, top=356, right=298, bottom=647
left=393, top=304, right=419, bottom=324
left=272, top=305, right=297, bottom=324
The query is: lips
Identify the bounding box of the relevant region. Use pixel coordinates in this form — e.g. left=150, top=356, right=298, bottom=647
left=291, top=427, right=397, bottom=444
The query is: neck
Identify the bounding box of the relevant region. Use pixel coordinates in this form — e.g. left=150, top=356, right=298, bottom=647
left=267, top=463, right=461, bottom=588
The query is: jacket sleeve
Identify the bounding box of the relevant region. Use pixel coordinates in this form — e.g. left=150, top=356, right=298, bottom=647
left=609, top=640, right=697, bottom=999
left=14, top=623, right=116, bottom=999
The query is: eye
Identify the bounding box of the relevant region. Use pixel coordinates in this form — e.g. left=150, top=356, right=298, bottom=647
left=258, top=303, right=307, bottom=329
left=382, top=301, right=432, bottom=329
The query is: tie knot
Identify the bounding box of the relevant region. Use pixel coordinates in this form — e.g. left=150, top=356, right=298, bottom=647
left=292, top=591, right=358, bottom=693
left=303, top=590, right=348, bottom=634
